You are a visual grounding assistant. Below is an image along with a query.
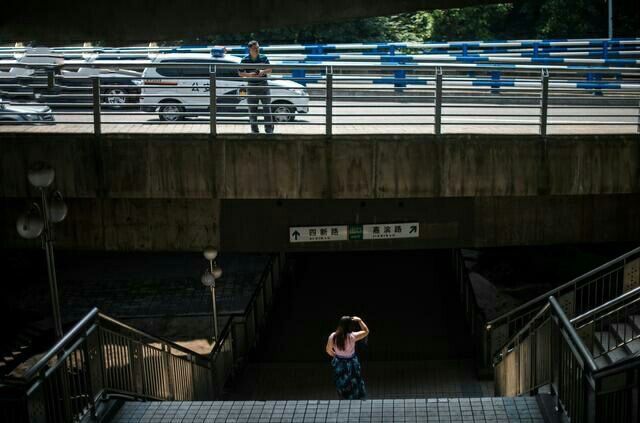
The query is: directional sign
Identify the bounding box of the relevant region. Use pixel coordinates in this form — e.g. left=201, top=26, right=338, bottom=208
left=289, top=223, right=419, bottom=243
left=289, top=225, right=348, bottom=243
left=362, top=222, right=419, bottom=240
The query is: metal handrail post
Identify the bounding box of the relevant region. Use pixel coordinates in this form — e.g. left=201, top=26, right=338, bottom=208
left=540, top=68, right=549, bottom=136
left=210, top=71, right=217, bottom=137
left=435, top=67, right=443, bottom=135
left=326, top=66, right=333, bottom=138
left=92, top=76, right=101, bottom=136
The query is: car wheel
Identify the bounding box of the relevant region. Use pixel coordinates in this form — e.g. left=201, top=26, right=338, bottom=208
left=159, top=103, right=185, bottom=122
left=103, top=88, right=128, bottom=108
left=272, top=102, right=295, bottom=123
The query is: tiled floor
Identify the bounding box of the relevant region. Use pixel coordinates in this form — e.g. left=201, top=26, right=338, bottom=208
left=110, top=397, right=546, bottom=422
left=226, top=360, right=493, bottom=401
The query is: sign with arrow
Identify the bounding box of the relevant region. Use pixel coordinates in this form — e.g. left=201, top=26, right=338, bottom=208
left=289, top=225, right=348, bottom=243
left=289, top=223, right=419, bottom=243
left=362, top=222, right=419, bottom=240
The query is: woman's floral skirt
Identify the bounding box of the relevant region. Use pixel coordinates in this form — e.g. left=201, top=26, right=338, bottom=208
left=331, top=354, right=366, bottom=399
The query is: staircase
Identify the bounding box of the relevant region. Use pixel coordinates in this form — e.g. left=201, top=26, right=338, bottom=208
left=493, top=247, right=640, bottom=423
left=592, top=315, right=640, bottom=367
left=0, top=320, right=50, bottom=380
left=4, top=248, right=640, bottom=423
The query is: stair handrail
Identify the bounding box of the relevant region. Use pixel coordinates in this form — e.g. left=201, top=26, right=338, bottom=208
left=98, top=312, right=212, bottom=363
left=571, top=286, right=640, bottom=362
left=494, top=302, right=551, bottom=365
left=549, top=296, right=598, bottom=372
left=22, top=307, right=100, bottom=382
left=495, top=291, right=640, bottom=422
left=484, top=246, right=640, bottom=368
left=487, top=246, right=640, bottom=328
left=572, top=285, right=640, bottom=325
left=22, top=308, right=212, bottom=383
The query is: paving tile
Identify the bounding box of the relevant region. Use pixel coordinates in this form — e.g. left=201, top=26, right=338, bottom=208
left=113, top=397, right=545, bottom=423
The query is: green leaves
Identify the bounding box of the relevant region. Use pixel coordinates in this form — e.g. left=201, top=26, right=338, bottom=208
left=196, top=1, right=638, bottom=45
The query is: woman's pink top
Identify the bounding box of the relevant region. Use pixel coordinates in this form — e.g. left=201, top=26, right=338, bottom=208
left=329, top=332, right=356, bottom=358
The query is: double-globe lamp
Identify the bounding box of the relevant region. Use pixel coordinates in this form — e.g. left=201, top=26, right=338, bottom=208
left=16, top=162, right=68, bottom=339
left=201, top=245, right=223, bottom=342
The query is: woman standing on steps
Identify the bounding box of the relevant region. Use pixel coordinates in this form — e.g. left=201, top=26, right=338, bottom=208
left=325, top=315, right=369, bottom=399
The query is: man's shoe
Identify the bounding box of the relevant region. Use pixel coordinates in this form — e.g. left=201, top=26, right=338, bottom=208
left=251, top=126, right=260, bottom=134
left=265, top=126, right=274, bottom=134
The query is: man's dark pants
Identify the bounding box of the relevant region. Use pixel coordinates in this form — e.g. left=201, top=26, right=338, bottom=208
left=247, top=86, right=273, bottom=133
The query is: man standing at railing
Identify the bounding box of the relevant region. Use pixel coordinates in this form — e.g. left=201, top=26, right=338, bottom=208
left=239, top=40, right=273, bottom=134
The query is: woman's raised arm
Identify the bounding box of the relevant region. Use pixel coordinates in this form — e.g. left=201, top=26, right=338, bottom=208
left=351, top=316, right=369, bottom=341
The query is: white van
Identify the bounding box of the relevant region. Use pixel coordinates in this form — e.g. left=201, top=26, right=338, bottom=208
left=139, top=52, right=309, bottom=122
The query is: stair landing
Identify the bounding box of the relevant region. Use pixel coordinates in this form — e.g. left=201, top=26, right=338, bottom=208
left=110, top=397, right=546, bottom=422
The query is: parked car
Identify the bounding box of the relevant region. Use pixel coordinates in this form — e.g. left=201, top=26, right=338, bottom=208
left=1, top=49, right=142, bottom=108
left=56, top=66, right=143, bottom=108
left=0, top=67, right=37, bottom=101
left=139, top=52, right=309, bottom=122
left=0, top=97, right=55, bottom=124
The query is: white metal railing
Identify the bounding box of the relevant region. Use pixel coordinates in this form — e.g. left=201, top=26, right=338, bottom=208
left=1, top=62, right=639, bottom=135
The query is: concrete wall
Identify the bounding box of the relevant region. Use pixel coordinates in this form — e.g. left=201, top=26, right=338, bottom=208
left=2, top=0, right=504, bottom=44
left=220, top=195, right=640, bottom=252
left=1, top=133, right=638, bottom=251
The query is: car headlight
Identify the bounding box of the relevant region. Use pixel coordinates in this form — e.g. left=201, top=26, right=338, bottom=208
left=132, top=79, right=143, bottom=86
left=25, top=114, right=41, bottom=120
left=291, top=89, right=306, bottom=96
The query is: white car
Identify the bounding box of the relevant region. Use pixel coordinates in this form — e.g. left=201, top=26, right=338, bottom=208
left=0, top=98, right=54, bottom=124
left=139, top=52, right=309, bottom=122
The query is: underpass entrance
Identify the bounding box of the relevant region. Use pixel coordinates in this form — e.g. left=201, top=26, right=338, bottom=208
left=226, top=250, right=491, bottom=400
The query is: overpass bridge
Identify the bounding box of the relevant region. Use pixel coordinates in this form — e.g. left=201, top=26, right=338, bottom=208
left=1, top=61, right=639, bottom=252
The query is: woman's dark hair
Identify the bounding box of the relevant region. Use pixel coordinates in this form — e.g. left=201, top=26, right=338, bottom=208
left=334, top=316, right=352, bottom=350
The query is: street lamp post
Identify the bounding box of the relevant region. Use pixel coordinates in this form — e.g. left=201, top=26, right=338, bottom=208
left=201, top=246, right=223, bottom=342
left=608, top=0, right=613, bottom=39
left=16, top=163, right=68, bottom=339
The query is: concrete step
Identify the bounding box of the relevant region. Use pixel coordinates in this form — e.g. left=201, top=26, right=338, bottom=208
left=594, top=355, right=610, bottom=368
left=629, top=315, right=640, bottom=332
left=610, top=323, right=640, bottom=354
left=594, top=331, right=629, bottom=363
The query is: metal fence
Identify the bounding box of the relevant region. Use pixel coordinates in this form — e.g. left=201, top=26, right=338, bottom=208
left=484, top=247, right=640, bottom=374
left=494, top=290, right=640, bottom=423
left=452, top=246, right=640, bottom=376
left=0, top=254, right=284, bottom=423
left=1, top=62, right=639, bottom=135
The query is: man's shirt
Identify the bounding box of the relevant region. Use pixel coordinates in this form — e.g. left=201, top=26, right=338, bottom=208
left=240, top=54, right=270, bottom=85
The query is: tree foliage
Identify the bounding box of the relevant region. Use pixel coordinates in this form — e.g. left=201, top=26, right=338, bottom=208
left=204, top=0, right=638, bottom=45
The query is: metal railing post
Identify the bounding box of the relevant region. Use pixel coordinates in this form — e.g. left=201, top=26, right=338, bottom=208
left=637, top=100, right=640, bottom=134
left=540, top=68, right=549, bottom=136
left=210, top=71, right=217, bottom=137
left=435, top=67, right=443, bottom=135
left=92, top=76, right=101, bottom=136
left=47, top=69, right=54, bottom=89
left=325, top=67, right=333, bottom=138
left=82, top=338, right=98, bottom=419
left=163, top=343, right=175, bottom=400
